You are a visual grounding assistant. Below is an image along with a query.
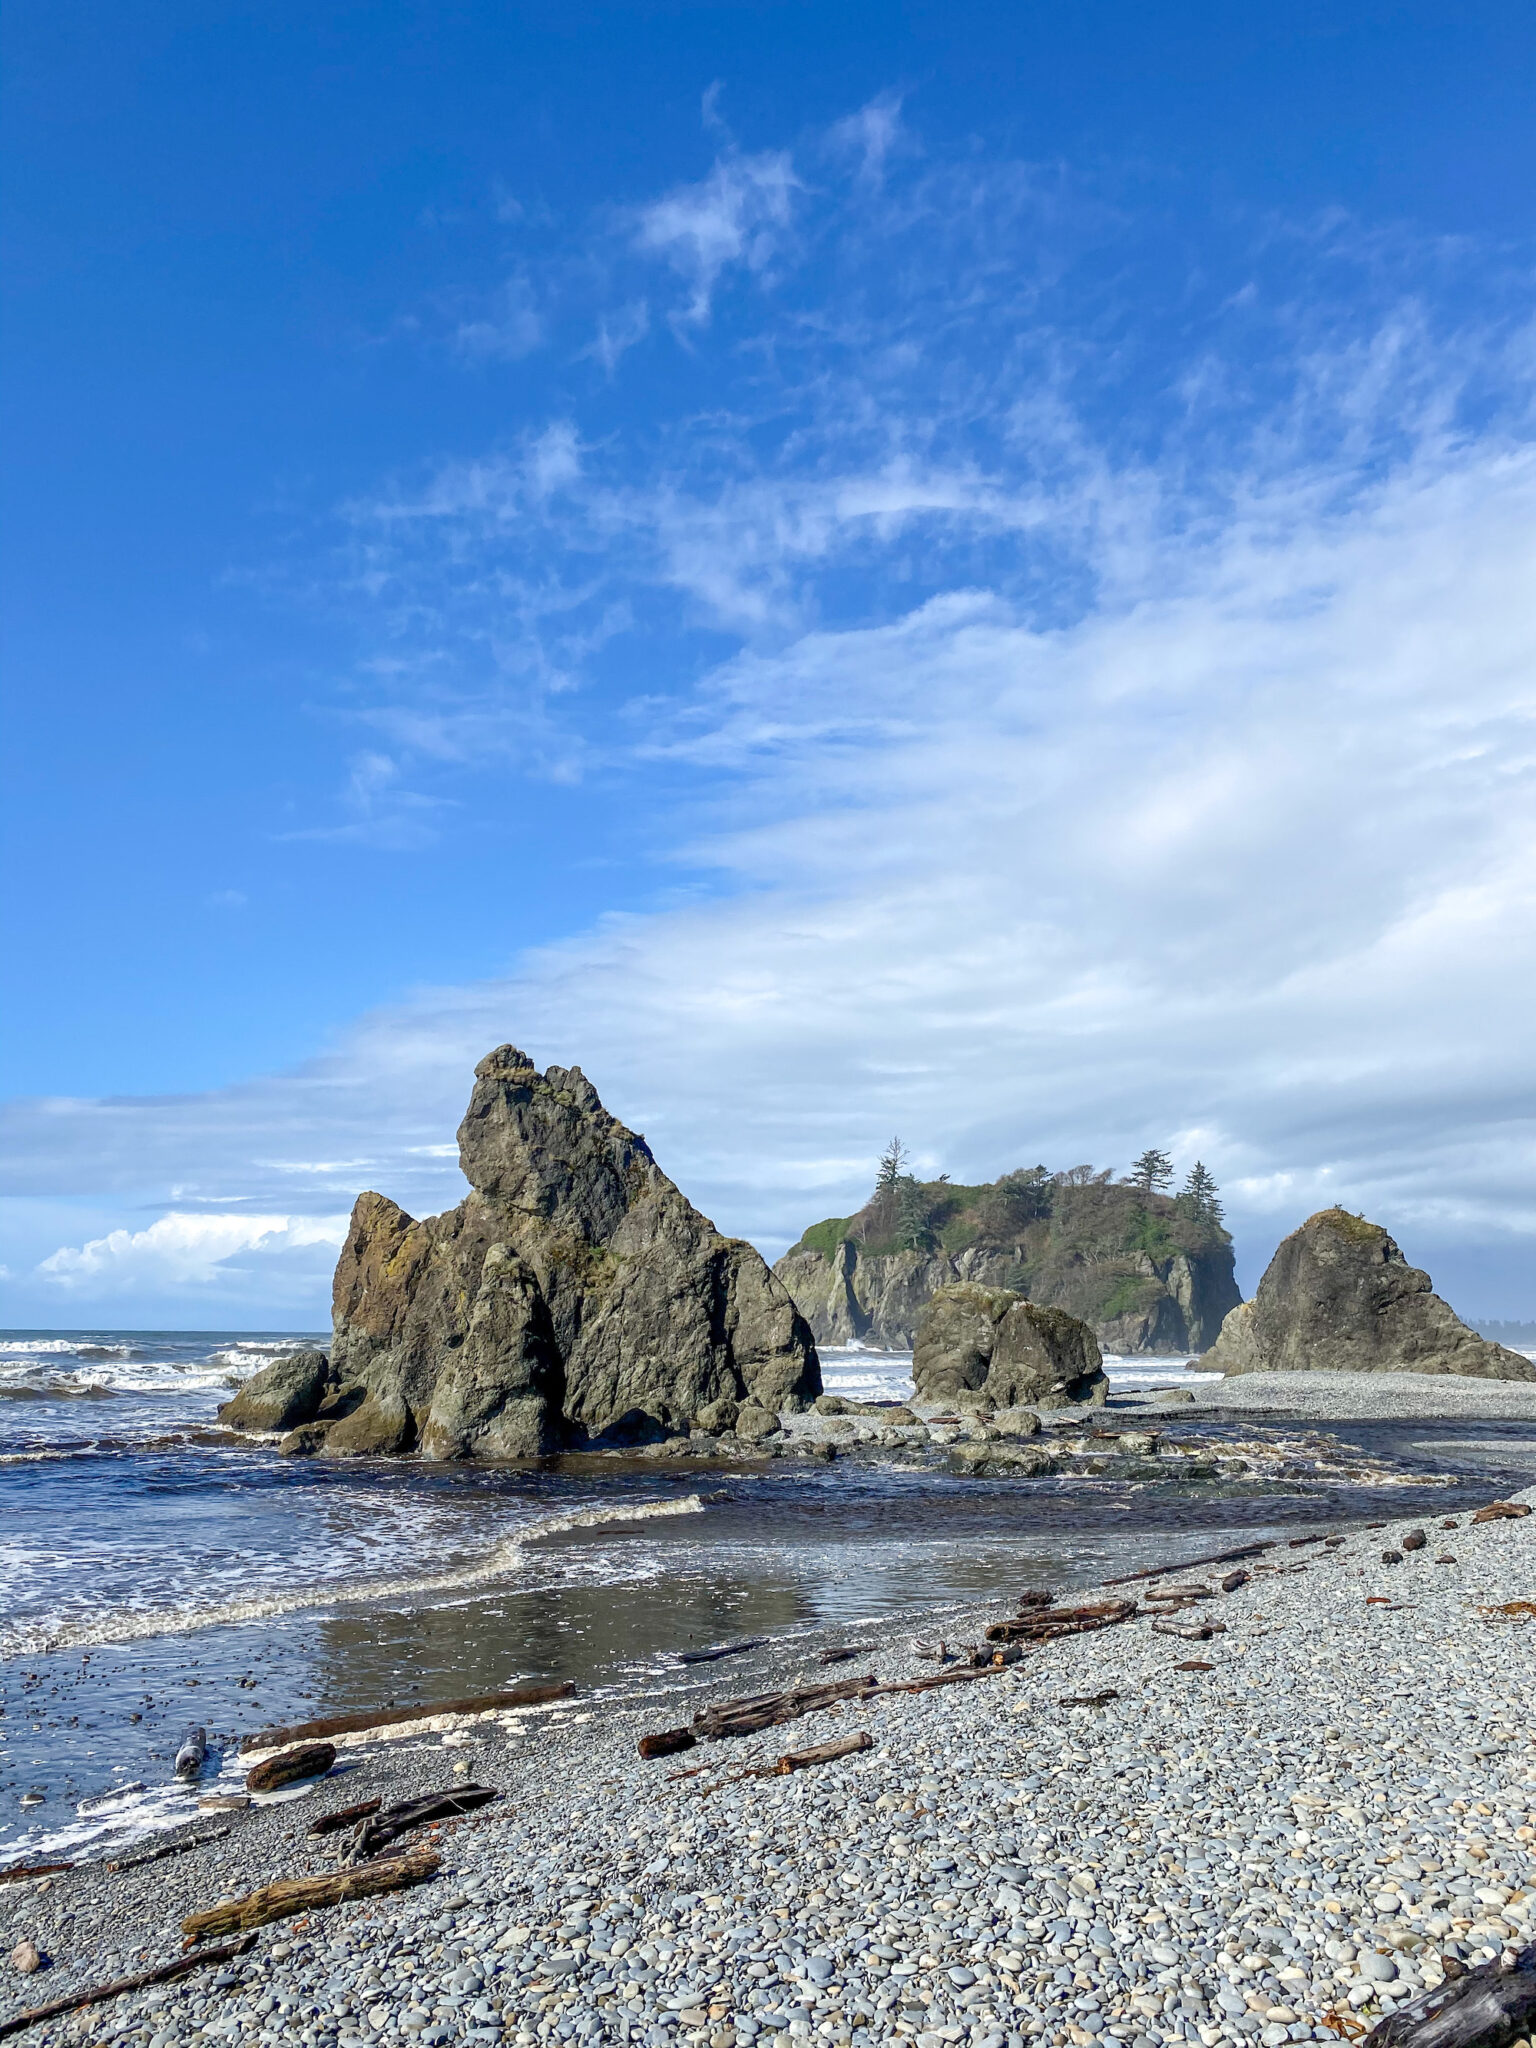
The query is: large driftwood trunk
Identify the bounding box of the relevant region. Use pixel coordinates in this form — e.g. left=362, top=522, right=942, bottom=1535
left=1365, top=1945, right=1536, bottom=2048
left=245, top=1741, right=336, bottom=1793
left=181, top=1848, right=440, bottom=1942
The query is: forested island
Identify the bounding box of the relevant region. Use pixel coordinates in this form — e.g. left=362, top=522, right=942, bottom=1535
left=774, top=1145, right=1240, bottom=1353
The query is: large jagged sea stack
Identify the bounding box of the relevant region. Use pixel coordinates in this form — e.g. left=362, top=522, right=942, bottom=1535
left=222, top=1046, right=821, bottom=1457
left=1205, top=1208, right=1535, bottom=1380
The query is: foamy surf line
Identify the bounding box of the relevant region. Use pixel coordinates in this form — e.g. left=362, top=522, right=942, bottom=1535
left=1, top=1495, right=707, bottom=1659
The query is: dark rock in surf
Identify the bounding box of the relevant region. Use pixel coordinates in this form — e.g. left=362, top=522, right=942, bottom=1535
left=913, top=1283, right=1107, bottom=1410
left=1204, top=1209, right=1536, bottom=1381
left=219, top=1350, right=331, bottom=1433
left=221, top=1046, right=820, bottom=1460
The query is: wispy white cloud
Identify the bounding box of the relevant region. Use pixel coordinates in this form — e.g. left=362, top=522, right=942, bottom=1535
left=631, top=149, right=800, bottom=323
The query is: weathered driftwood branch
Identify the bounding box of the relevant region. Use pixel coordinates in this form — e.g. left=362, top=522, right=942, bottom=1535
left=1151, top=1618, right=1225, bottom=1641
left=240, top=1681, right=575, bottom=1753
left=985, top=1599, right=1137, bottom=1644
left=678, top=1638, right=766, bottom=1665
left=340, top=1786, right=500, bottom=1865
left=1060, top=1689, right=1119, bottom=1707
left=641, top=1672, right=879, bottom=1756
left=1364, top=1941, right=1536, bottom=2048
left=0, top=1933, right=257, bottom=2040
left=0, top=1862, right=73, bottom=1888
left=107, top=1827, right=230, bottom=1874
left=870, top=1666, right=1006, bottom=1697
left=181, top=1847, right=440, bottom=1943
left=174, top=1728, right=208, bottom=1781
left=691, top=1674, right=877, bottom=1740
left=697, top=1730, right=876, bottom=1796
left=308, top=1798, right=383, bottom=1837
left=1472, top=1501, right=1532, bottom=1523
left=1104, top=1541, right=1274, bottom=1588
left=817, top=1647, right=861, bottom=1665
left=775, top=1732, right=872, bottom=1773
left=245, top=1741, right=336, bottom=1793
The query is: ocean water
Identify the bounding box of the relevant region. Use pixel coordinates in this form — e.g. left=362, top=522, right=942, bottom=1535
left=4, top=1328, right=1534, bottom=1869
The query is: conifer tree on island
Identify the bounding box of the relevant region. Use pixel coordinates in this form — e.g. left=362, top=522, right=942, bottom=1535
left=876, top=1137, right=909, bottom=1189
left=1178, top=1160, right=1224, bottom=1227
left=1126, top=1147, right=1175, bottom=1196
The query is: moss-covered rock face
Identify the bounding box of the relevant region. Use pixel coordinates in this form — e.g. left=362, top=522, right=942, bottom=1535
left=224, top=1046, right=821, bottom=1461
left=913, top=1283, right=1107, bottom=1409
left=1205, top=1208, right=1536, bottom=1381
left=775, top=1177, right=1239, bottom=1354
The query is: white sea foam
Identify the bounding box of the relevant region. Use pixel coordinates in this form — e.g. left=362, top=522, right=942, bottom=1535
left=3, top=1494, right=708, bottom=1658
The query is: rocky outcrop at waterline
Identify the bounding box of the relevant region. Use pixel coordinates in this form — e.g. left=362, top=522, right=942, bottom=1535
left=775, top=1173, right=1239, bottom=1353
left=220, top=1046, right=821, bottom=1458
left=1203, top=1208, right=1536, bottom=1381
left=912, top=1284, right=1108, bottom=1409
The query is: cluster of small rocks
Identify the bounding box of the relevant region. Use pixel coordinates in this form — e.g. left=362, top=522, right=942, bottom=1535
left=4, top=1490, right=1533, bottom=2048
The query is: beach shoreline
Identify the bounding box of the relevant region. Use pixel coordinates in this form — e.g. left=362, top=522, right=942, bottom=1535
left=4, top=1485, right=1532, bottom=2048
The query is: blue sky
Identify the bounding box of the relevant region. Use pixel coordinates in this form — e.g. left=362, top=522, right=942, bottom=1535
left=3, top=0, right=1535, bottom=1325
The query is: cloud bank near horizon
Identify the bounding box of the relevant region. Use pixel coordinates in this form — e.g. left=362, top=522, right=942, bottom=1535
left=4, top=106, right=1535, bottom=1324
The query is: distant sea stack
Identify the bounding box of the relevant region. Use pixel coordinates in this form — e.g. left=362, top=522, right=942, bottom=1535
left=1204, top=1208, right=1536, bottom=1381
left=221, top=1046, right=821, bottom=1457
left=774, top=1171, right=1239, bottom=1354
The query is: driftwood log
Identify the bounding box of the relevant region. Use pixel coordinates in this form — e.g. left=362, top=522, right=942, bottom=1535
left=643, top=1673, right=879, bottom=1755
left=1105, top=1541, right=1274, bottom=1587
left=182, top=1847, right=440, bottom=1942
left=308, top=1798, right=383, bottom=1837
left=1472, top=1501, right=1532, bottom=1524
left=0, top=1862, right=73, bottom=1888
left=1060, top=1690, right=1119, bottom=1707
left=240, top=1681, right=574, bottom=1752
left=691, top=1674, right=877, bottom=1740
left=339, top=1786, right=500, bottom=1865
left=871, top=1666, right=1007, bottom=1697
left=985, top=1599, right=1137, bottom=1644
left=639, top=1728, right=696, bottom=1760
left=107, top=1827, right=230, bottom=1873
left=1363, top=1942, right=1536, bottom=2048
left=174, top=1728, right=207, bottom=1780
left=245, top=1741, right=336, bottom=1793
left=0, top=1933, right=258, bottom=2041
left=1151, top=1619, right=1226, bottom=1641
left=817, top=1647, right=861, bottom=1665
left=678, top=1639, right=767, bottom=1665
left=776, top=1732, right=872, bottom=1773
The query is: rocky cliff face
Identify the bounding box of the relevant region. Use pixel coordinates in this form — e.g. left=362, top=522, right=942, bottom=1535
left=912, top=1284, right=1108, bottom=1409
left=221, top=1047, right=820, bottom=1457
left=1204, top=1209, right=1536, bottom=1381
left=775, top=1180, right=1238, bottom=1354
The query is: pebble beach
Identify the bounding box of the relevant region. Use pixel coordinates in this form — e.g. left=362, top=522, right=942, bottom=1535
left=5, top=1483, right=1533, bottom=2048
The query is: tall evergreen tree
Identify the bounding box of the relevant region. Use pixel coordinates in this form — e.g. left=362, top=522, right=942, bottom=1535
left=1127, top=1147, right=1175, bottom=1196
left=1179, top=1160, right=1224, bottom=1226
left=895, top=1173, right=934, bottom=1251
left=876, top=1136, right=908, bottom=1191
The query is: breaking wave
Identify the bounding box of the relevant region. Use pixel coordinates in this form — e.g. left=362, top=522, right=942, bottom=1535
left=3, top=1494, right=708, bottom=1658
